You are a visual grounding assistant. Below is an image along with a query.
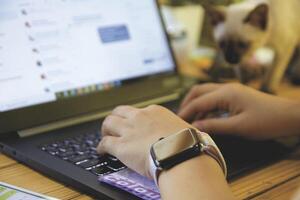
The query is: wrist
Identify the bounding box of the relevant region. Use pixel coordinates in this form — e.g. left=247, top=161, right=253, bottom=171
left=158, top=154, right=223, bottom=185
left=158, top=155, right=233, bottom=200
left=291, top=101, right=300, bottom=131
left=282, top=100, right=300, bottom=137
left=148, top=128, right=227, bottom=185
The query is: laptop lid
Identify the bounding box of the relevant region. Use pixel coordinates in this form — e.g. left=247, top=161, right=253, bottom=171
left=0, top=0, right=181, bottom=134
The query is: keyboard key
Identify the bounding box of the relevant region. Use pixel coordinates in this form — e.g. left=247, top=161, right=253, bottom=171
left=107, top=161, right=126, bottom=171
left=51, top=143, right=59, bottom=148
left=48, top=151, right=59, bottom=156
left=67, top=155, right=90, bottom=163
left=41, top=146, right=46, bottom=151
left=89, top=147, right=97, bottom=152
left=77, top=151, right=87, bottom=156
left=107, top=156, right=119, bottom=162
left=85, top=140, right=95, bottom=146
left=91, top=154, right=100, bottom=159
left=41, top=132, right=126, bottom=176
left=78, top=157, right=108, bottom=169
left=91, top=166, right=112, bottom=176
left=72, top=144, right=81, bottom=150
left=63, top=140, right=71, bottom=146
left=78, top=159, right=101, bottom=169
left=58, top=148, right=67, bottom=153
left=57, top=151, right=75, bottom=158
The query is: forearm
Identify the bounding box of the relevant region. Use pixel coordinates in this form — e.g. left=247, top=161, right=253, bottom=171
left=288, top=101, right=300, bottom=136
left=277, top=99, right=300, bottom=137
left=158, top=155, right=235, bottom=200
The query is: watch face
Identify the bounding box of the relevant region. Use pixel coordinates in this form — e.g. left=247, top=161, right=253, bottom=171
left=152, top=129, right=199, bottom=162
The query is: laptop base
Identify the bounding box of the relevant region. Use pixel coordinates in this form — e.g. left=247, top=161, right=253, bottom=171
left=0, top=118, right=292, bottom=200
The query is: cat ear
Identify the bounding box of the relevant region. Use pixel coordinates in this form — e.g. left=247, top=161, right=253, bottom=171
left=244, top=4, right=269, bottom=30
left=205, top=6, right=226, bottom=26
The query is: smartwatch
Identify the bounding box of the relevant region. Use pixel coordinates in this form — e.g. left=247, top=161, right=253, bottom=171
left=149, top=128, right=227, bottom=185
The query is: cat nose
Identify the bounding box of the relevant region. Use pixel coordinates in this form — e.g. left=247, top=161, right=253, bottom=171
left=224, top=51, right=241, bottom=64
left=221, top=40, right=244, bottom=64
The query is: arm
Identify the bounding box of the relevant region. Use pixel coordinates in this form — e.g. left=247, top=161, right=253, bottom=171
left=159, top=155, right=234, bottom=200
left=178, top=83, right=300, bottom=140
left=97, top=105, right=234, bottom=200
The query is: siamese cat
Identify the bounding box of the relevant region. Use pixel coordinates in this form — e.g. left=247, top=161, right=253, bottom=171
left=207, top=0, right=300, bottom=92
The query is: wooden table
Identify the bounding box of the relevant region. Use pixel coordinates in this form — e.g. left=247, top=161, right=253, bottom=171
left=1, top=82, right=300, bottom=200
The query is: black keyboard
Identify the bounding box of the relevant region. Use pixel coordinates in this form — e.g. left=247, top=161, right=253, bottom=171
left=40, top=132, right=126, bottom=176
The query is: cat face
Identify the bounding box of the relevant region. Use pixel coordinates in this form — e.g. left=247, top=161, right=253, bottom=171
left=207, top=3, right=269, bottom=64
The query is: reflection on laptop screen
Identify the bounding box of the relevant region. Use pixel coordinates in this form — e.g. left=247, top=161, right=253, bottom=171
left=0, top=0, right=175, bottom=112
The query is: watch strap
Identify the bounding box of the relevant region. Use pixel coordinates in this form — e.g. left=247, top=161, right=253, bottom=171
left=149, top=154, right=160, bottom=186
left=149, top=128, right=227, bottom=186
left=197, top=131, right=227, bottom=177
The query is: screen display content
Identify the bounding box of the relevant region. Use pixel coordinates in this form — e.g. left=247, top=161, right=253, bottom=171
left=0, top=0, right=175, bottom=112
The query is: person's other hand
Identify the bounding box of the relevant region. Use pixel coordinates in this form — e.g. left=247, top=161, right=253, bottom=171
left=178, top=83, right=299, bottom=140
left=97, top=105, right=192, bottom=178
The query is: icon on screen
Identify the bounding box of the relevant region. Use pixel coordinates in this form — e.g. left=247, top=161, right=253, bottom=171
left=69, top=90, right=77, bottom=97
left=25, top=22, right=31, bottom=28
left=40, top=74, right=47, bottom=80
left=32, top=48, right=39, bottom=53
left=77, top=88, right=84, bottom=95
left=21, top=9, right=28, bottom=16
left=37, top=61, right=43, bottom=67
left=28, top=36, right=35, bottom=42
left=96, top=84, right=103, bottom=91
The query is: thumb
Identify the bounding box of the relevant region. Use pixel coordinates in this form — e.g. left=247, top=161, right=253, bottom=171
left=97, top=136, right=120, bottom=156
left=192, top=116, right=240, bottom=135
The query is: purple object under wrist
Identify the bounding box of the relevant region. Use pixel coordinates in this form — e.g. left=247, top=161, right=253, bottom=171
left=99, top=168, right=161, bottom=200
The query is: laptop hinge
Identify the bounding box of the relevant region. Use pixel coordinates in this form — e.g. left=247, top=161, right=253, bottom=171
left=18, top=92, right=180, bottom=138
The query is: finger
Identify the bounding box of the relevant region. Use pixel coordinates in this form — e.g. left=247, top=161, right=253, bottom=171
left=101, top=115, right=130, bottom=137
left=192, top=116, right=241, bottom=135
left=195, top=112, right=206, bottom=120
left=180, top=83, right=221, bottom=110
left=97, top=136, right=120, bottom=155
left=111, top=105, right=138, bottom=118
left=178, top=91, right=224, bottom=122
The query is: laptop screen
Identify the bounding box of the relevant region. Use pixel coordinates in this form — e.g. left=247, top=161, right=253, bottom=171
left=0, top=0, right=175, bottom=112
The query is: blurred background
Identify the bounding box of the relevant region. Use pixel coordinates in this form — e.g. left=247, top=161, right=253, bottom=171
left=158, top=0, right=300, bottom=88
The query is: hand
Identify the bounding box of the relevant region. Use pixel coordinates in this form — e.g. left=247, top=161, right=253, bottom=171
left=97, top=105, right=192, bottom=178
left=178, top=83, right=300, bottom=140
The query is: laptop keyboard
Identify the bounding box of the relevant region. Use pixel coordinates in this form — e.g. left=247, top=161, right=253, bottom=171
left=40, top=132, right=126, bottom=176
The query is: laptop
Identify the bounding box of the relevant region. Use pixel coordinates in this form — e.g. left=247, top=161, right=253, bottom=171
left=0, top=0, right=291, bottom=199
